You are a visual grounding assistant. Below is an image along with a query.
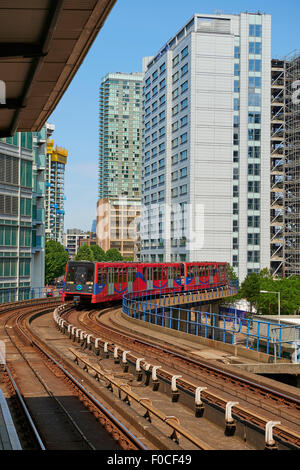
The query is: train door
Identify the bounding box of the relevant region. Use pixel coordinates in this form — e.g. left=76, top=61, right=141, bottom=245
left=168, top=267, right=173, bottom=288
left=147, top=267, right=153, bottom=290
left=128, top=267, right=133, bottom=293
left=209, top=265, right=214, bottom=284
left=108, top=267, right=114, bottom=295
left=195, top=266, right=200, bottom=285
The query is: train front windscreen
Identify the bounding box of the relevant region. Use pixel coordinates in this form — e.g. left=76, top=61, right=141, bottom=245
left=64, top=261, right=95, bottom=296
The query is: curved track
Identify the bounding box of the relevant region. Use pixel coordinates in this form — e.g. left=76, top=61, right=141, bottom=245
left=0, top=299, right=146, bottom=450
left=59, top=304, right=300, bottom=450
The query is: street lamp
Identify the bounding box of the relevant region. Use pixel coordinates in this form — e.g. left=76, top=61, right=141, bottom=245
left=260, top=290, right=280, bottom=324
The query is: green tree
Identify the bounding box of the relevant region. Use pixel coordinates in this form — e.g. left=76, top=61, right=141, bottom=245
left=75, top=244, right=94, bottom=261
left=105, top=248, right=123, bottom=261
left=45, top=240, right=68, bottom=285
left=227, top=263, right=238, bottom=284
left=90, top=244, right=106, bottom=261
left=238, top=272, right=260, bottom=313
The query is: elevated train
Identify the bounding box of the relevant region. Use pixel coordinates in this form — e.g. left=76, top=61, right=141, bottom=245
left=62, top=261, right=229, bottom=304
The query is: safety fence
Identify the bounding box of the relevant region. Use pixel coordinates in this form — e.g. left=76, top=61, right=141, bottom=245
left=123, top=284, right=300, bottom=361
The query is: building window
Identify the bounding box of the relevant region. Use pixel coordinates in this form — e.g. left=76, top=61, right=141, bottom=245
left=249, top=24, right=262, bottom=37
left=181, top=81, right=188, bottom=93
left=249, top=42, right=262, bottom=55
left=248, top=129, right=261, bottom=141
left=172, top=154, right=178, bottom=165
left=172, top=71, right=179, bottom=83
left=181, top=63, right=188, bottom=76
left=159, top=94, right=165, bottom=105
left=180, top=167, right=187, bottom=178
left=181, top=115, right=188, bottom=127
left=249, top=59, right=261, bottom=72
left=248, top=112, right=261, bottom=124
left=180, top=184, right=187, bottom=195
left=173, top=55, right=179, bottom=67
left=180, top=133, right=187, bottom=144
left=159, top=78, right=165, bottom=90
left=180, top=150, right=187, bottom=161
left=248, top=93, right=261, bottom=107
left=181, top=46, right=188, bottom=59
left=181, top=98, right=188, bottom=110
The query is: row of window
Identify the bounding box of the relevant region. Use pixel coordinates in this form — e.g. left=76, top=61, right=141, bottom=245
left=172, top=45, right=188, bottom=67
left=172, top=97, right=188, bottom=115
left=143, top=191, right=165, bottom=205
left=145, top=63, right=166, bottom=88
left=172, top=150, right=187, bottom=165
left=172, top=80, right=188, bottom=99
left=172, top=167, right=187, bottom=180
left=172, top=115, right=188, bottom=132
left=144, top=159, right=165, bottom=175
left=144, top=174, right=165, bottom=190
left=0, top=259, right=30, bottom=277
left=144, top=78, right=166, bottom=101
left=172, top=64, right=188, bottom=84
left=172, top=132, right=188, bottom=148
left=171, top=184, right=187, bottom=198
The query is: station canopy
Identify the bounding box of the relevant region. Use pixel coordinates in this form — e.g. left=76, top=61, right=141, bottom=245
left=0, top=0, right=116, bottom=137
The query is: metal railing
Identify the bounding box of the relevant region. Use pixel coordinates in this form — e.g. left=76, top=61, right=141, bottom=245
left=122, top=282, right=300, bottom=360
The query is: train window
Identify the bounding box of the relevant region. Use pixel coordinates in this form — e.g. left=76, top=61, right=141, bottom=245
left=114, top=268, right=118, bottom=283
left=153, top=267, right=158, bottom=281
left=143, top=267, right=147, bottom=281
left=128, top=268, right=136, bottom=283
left=180, top=264, right=185, bottom=276
left=66, top=266, right=76, bottom=283
left=162, top=267, right=167, bottom=280
left=122, top=268, right=127, bottom=283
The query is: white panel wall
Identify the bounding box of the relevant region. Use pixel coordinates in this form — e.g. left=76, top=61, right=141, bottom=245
left=189, top=30, right=233, bottom=263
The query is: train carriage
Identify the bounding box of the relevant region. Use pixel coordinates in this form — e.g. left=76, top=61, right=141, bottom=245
left=62, top=261, right=229, bottom=304
left=183, top=262, right=227, bottom=291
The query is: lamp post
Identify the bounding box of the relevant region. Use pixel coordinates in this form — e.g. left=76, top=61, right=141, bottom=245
left=260, top=290, right=280, bottom=323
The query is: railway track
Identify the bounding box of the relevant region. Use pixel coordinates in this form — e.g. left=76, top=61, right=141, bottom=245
left=57, top=304, right=300, bottom=450
left=0, top=299, right=146, bottom=450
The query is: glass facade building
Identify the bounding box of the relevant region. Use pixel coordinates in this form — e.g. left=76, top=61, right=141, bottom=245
left=45, top=124, right=68, bottom=245
left=98, top=72, right=143, bottom=199
left=0, top=129, right=46, bottom=302
left=97, top=72, right=143, bottom=260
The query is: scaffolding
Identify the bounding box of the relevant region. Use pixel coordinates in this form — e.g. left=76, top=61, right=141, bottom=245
left=284, top=54, right=300, bottom=276
left=270, top=59, right=285, bottom=276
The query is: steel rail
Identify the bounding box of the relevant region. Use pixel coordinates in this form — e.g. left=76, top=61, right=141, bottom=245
left=68, top=347, right=211, bottom=450
left=20, top=304, right=147, bottom=451
left=2, top=364, right=46, bottom=450
left=57, top=306, right=300, bottom=449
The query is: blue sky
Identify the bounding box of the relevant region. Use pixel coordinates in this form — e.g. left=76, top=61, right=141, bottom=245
left=49, top=0, right=299, bottom=231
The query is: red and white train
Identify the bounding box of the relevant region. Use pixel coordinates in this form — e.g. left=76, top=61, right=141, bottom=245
left=62, top=261, right=229, bottom=304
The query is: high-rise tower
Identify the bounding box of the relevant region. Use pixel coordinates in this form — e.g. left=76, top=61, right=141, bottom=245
left=140, top=12, right=271, bottom=281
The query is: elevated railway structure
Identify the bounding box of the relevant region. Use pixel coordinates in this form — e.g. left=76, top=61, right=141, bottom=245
left=1, top=281, right=300, bottom=450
